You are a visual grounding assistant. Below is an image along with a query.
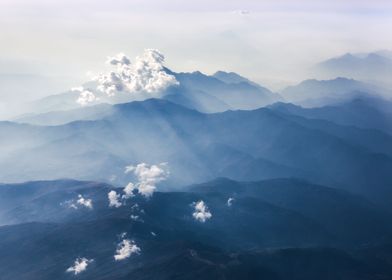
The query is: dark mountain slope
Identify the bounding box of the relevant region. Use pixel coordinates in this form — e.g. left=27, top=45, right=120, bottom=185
left=270, top=98, right=392, bottom=135
left=1, top=178, right=392, bottom=279
left=190, top=178, right=392, bottom=245
left=1, top=99, right=392, bottom=207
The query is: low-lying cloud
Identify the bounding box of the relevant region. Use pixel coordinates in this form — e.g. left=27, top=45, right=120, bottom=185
left=72, top=87, right=98, bottom=106
left=108, top=190, right=122, bottom=208
left=192, top=200, right=212, bottom=223
left=124, top=162, right=169, bottom=197
left=76, top=194, right=93, bottom=209
left=107, top=163, right=169, bottom=208
left=63, top=194, right=93, bottom=210
left=66, top=257, right=93, bottom=275
left=114, top=239, right=141, bottom=261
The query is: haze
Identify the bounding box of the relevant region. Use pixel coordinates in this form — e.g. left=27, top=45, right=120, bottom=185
left=0, top=0, right=391, bottom=110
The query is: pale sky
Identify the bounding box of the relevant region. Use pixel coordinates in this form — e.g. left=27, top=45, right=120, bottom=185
left=0, top=0, right=391, bottom=103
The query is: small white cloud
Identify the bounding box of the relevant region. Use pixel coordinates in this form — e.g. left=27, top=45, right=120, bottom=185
left=114, top=239, right=141, bottom=261
left=151, top=231, right=157, bottom=237
left=227, top=197, right=234, bottom=207
left=77, top=194, right=93, bottom=209
left=73, top=87, right=98, bottom=106
left=66, top=257, right=93, bottom=275
left=122, top=182, right=136, bottom=199
left=192, top=200, right=212, bottom=223
left=62, top=195, right=93, bottom=210
left=108, top=190, right=122, bottom=208
left=123, top=162, right=169, bottom=197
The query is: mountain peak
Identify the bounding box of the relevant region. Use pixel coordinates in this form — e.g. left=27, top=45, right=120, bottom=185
left=212, top=70, right=251, bottom=84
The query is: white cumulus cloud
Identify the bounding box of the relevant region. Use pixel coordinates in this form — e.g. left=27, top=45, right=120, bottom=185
left=108, top=190, right=122, bottom=208
left=95, top=49, right=178, bottom=97
left=73, top=87, right=98, bottom=106
left=122, top=182, right=136, bottom=199
left=123, top=162, right=169, bottom=197
left=62, top=194, right=93, bottom=210
left=66, top=257, right=93, bottom=275
left=192, top=200, right=212, bottom=223
left=114, top=239, right=141, bottom=261
left=76, top=194, right=93, bottom=209
left=227, top=197, right=234, bottom=207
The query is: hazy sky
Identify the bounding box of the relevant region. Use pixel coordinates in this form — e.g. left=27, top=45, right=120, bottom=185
left=0, top=0, right=391, bottom=103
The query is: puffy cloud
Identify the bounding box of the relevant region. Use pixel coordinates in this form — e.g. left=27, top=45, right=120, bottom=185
left=107, top=163, right=169, bottom=208
left=62, top=194, right=93, bottom=210
left=76, top=194, right=93, bottom=209
left=227, top=197, right=234, bottom=207
left=108, top=190, right=122, bottom=208
left=114, top=239, right=141, bottom=261
left=95, top=71, right=123, bottom=97
left=192, top=200, right=212, bottom=223
left=66, top=257, right=93, bottom=275
left=122, top=182, right=136, bottom=199
left=72, top=87, right=98, bottom=106
left=123, top=162, right=169, bottom=197
left=95, top=49, right=178, bottom=97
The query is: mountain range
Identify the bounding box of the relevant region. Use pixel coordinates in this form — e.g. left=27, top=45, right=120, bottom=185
left=2, top=63, right=392, bottom=279
left=2, top=96, right=392, bottom=209
left=16, top=70, right=281, bottom=118
left=314, top=51, right=392, bottom=86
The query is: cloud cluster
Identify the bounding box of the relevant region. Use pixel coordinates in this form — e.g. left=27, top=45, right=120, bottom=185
left=192, top=200, right=212, bottom=223
left=124, top=162, right=169, bottom=197
left=94, top=49, right=178, bottom=97
left=74, top=49, right=178, bottom=106
left=114, top=239, right=141, bottom=261
left=66, top=258, right=93, bottom=275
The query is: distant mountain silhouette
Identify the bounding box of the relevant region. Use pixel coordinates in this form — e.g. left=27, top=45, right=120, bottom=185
left=20, top=70, right=280, bottom=117
left=280, top=77, right=386, bottom=107
left=314, top=51, right=392, bottom=85
left=270, top=97, right=392, bottom=135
